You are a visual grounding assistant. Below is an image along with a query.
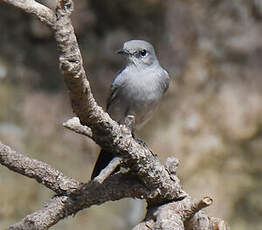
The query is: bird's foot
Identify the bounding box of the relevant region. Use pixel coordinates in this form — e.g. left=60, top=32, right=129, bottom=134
left=123, top=115, right=136, bottom=133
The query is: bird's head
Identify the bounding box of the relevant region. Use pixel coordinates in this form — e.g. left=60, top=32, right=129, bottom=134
left=117, top=40, right=159, bottom=68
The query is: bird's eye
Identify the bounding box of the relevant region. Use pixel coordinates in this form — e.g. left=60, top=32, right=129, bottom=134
left=140, top=49, right=147, bottom=57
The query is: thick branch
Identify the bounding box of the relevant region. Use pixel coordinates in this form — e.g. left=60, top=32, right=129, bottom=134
left=2, top=0, right=55, bottom=26
left=133, top=197, right=228, bottom=230
left=185, top=211, right=230, bottom=230
left=8, top=174, right=151, bottom=230
left=8, top=196, right=69, bottom=230
left=0, top=142, right=80, bottom=194
left=0, top=141, right=154, bottom=229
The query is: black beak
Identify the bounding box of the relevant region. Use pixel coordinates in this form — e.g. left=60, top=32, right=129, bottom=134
left=117, top=49, right=129, bottom=55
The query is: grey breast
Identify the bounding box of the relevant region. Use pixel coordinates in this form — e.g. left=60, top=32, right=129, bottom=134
left=107, top=64, right=169, bottom=129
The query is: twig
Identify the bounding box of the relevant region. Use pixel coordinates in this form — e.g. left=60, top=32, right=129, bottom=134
left=183, top=196, right=213, bottom=221
left=63, top=117, right=93, bottom=139
left=93, top=157, right=122, bottom=184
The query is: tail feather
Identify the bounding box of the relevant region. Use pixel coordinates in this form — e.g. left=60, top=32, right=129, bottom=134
left=91, top=149, right=115, bottom=179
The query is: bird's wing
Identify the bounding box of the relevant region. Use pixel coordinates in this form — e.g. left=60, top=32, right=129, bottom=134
left=162, top=70, right=170, bottom=94
left=106, top=85, right=119, bottom=111
left=106, top=68, right=127, bottom=112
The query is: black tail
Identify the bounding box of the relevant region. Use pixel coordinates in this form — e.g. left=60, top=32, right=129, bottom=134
left=91, top=149, right=115, bottom=179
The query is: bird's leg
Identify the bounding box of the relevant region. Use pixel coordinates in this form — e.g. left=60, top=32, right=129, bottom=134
left=123, top=115, right=148, bottom=147
left=123, top=115, right=136, bottom=134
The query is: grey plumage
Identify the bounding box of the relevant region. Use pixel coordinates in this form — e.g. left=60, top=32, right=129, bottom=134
left=91, top=40, right=169, bottom=179
left=107, top=40, right=169, bottom=128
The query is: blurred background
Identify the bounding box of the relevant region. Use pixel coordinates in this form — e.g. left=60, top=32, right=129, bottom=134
left=0, top=0, right=262, bottom=229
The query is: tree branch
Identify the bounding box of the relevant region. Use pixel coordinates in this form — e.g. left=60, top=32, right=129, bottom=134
left=2, top=0, right=55, bottom=26
left=93, top=157, right=122, bottom=183
left=0, top=142, right=80, bottom=194
left=63, top=117, right=93, bottom=139
left=0, top=141, right=152, bottom=229
left=8, top=174, right=151, bottom=230
left=183, top=196, right=213, bottom=221
left=134, top=197, right=229, bottom=230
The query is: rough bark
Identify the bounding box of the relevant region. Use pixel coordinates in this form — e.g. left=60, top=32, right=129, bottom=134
left=0, top=142, right=80, bottom=194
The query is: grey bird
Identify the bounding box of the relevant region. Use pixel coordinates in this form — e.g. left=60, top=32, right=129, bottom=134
left=91, top=40, right=169, bottom=179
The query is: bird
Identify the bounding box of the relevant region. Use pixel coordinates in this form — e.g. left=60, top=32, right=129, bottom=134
left=91, top=40, right=169, bottom=179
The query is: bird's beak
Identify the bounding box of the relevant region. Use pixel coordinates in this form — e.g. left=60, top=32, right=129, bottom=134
left=117, top=48, right=129, bottom=55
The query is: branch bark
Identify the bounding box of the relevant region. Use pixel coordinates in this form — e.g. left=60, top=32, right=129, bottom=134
left=8, top=173, right=151, bottom=230
left=0, top=142, right=80, bottom=194
left=134, top=197, right=229, bottom=230
left=2, top=0, right=55, bottom=26
left=63, top=117, right=93, bottom=139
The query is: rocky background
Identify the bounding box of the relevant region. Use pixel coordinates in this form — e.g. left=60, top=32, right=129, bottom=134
left=0, top=0, right=262, bottom=229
